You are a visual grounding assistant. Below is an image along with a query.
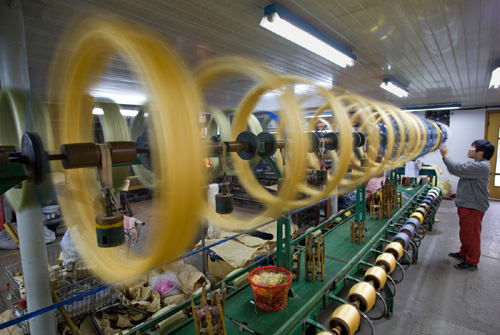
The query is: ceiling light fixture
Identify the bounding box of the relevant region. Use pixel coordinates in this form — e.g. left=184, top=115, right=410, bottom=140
left=90, top=90, right=147, bottom=106
left=380, top=78, right=409, bottom=98
left=260, top=3, right=356, bottom=68
left=401, top=103, right=461, bottom=112
left=92, top=108, right=139, bottom=117
left=489, top=67, right=500, bottom=88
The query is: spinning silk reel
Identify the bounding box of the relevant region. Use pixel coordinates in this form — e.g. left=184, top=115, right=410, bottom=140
left=1, top=17, right=449, bottom=283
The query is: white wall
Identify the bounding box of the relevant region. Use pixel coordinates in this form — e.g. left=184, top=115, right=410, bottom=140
left=416, top=108, right=486, bottom=193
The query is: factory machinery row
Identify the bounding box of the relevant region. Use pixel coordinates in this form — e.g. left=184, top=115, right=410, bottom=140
left=0, top=16, right=446, bottom=335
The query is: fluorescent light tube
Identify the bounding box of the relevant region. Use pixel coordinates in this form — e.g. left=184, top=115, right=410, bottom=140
left=260, top=4, right=355, bottom=68
left=92, top=107, right=139, bottom=117
left=401, top=103, right=461, bottom=112
left=90, top=91, right=147, bottom=105
left=380, top=79, right=408, bottom=98
left=120, top=109, right=139, bottom=117
left=489, top=67, right=500, bottom=88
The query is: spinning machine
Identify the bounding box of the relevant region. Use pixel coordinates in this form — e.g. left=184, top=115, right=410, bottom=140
left=0, top=17, right=448, bottom=335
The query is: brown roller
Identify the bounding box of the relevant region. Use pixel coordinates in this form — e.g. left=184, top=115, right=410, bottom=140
left=60, top=141, right=137, bottom=169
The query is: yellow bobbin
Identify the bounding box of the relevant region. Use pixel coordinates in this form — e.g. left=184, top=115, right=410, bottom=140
left=347, top=282, right=376, bottom=313
left=328, top=304, right=361, bottom=335
left=385, top=242, right=404, bottom=260
left=316, top=332, right=334, bottom=335
left=363, top=266, right=387, bottom=291
left=375, top=252, right=397, bottom=274
left=410, top=212, right=424, bottom=224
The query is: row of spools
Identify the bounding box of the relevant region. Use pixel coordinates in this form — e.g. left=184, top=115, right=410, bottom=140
left=317, top=186, right=442, bottom=335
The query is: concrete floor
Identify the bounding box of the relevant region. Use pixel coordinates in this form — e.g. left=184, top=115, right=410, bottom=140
left=373, top=198, right=500, bottom=335
left=0, top=198, right=499, bottom=334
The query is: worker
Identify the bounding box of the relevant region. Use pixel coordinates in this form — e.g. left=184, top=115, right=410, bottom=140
left=440, top=140, right=495, bottom=270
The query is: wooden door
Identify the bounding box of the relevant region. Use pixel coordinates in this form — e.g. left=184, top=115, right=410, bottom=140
left=486, top=111, right=500, bottom=199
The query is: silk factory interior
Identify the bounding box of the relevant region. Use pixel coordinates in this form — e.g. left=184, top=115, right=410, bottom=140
left=1, top=1, right=500, bottom=335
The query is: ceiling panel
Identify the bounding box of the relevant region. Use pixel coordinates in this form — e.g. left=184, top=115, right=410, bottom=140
left=2, top=0, right=500, bottom=111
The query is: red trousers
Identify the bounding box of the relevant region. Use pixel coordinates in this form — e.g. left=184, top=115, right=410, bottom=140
left=457, top=207, right=484, bottom=266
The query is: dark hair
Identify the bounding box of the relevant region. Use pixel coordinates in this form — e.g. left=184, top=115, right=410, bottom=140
left=472, top=139, right=495, bottom=160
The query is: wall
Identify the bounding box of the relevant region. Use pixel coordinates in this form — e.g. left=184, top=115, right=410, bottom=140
left=416, top=108, right=486, bottom=194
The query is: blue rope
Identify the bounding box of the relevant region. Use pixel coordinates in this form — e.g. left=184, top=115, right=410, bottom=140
left=0, top=285, right=110, bottom=330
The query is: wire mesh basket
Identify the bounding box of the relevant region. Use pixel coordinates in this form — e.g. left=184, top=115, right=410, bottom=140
left=248, top=266, right=292, bottom=313
left=5, top=246, right=113, bottom=326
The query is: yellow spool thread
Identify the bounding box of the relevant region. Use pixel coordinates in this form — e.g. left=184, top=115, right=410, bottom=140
left=385, top=242, right=404, bottom=260
left=347, top=282, right=376, bottom=313
left=49, top=17, right=205, bottom=283
left=335, top=94, right=382, bottom=190
left=205, top=106, right=232, bottom=176
left=363, top=266, right=387, bottom=291
left=196, top=56, right=305, bottom=229
left=129, top=107, right=154, bottom=188
left=428, top=119, right=443, bottom=152
left=375, top=252, right=397, bottom=274
left=95, top=99, right=131, bottom=189
left=269, top=75, right=352, bottom=207
left=329, top=304, right=360, bottom=335
left=410, top=212, right=424, bottom=224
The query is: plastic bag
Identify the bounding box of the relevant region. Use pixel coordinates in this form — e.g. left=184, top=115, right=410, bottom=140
left=43, top=225, right=56, bottom=244
left=60, top=230, right=81, bottom=266
left=149, top=272, right=181, bottom=298
left=437, top=180, right=451, bottom=195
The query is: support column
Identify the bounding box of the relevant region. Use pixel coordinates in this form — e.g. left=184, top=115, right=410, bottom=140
left=16, top=195, right=57, bottom=334
left=0, top=1, right=57, bottom=334
left=0, top=0, right=30, bottom=88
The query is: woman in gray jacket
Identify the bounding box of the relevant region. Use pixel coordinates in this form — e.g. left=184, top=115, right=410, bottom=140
left=440, top=139, right=495, bottom=270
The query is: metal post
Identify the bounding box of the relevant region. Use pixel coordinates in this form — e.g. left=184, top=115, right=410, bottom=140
left=355, top=185, right=361, bottom=223
left=276, top=218, right=283, bottom=267
left=361, top=183, right=366, bottom=225
left=0, top=1, right=57, bottom=334
left=283, top=216, right=291, bottom=272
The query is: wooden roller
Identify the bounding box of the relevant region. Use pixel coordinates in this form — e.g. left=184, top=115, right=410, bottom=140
left=364, top=266, right=387, bottom=291
left=385, top=242, right=404, bottom=260
left=328, top=304, right=361, bottom=335
left=375, top=252, right=396, bottom=274
left=347, top=282, right=376, bottom=313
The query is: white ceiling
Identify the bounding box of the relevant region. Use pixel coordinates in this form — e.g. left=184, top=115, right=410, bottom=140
left=16, top=0, right=500, bottom=110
